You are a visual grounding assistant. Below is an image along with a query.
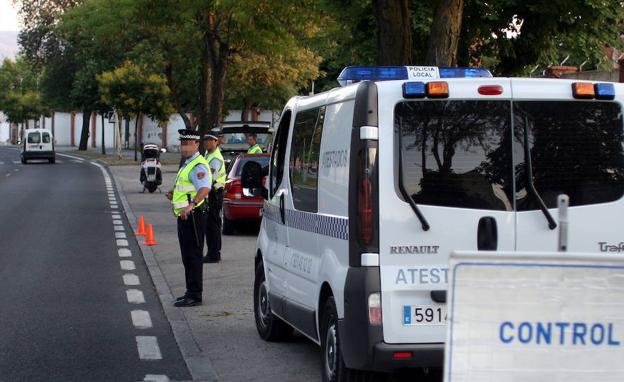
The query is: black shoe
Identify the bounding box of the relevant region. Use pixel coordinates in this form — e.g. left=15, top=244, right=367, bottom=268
left=203, top=256, right=221, bottom=263
left=174, top=297, right=202, bottom=307
left=175, top=295, right=186, bottom=302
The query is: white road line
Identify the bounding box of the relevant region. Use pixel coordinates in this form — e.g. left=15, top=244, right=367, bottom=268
left=13, top=169, right=18, bottom=172
left=110, top=204, right=119, bottom=209
left=71, top=160, right=82, bottom=163
left=131, top=310, right=153, bottom=329
left=57, top=153, right=85, bottom=161
left=113, top=219, right=123, bottom=224
left=126, top=289, right=145, bottom=304
left=115, top=232, right=126, bottom=239
left=112, top=214, right=121, bottom=219
left=123, top=273, right=140, bottom=285
left=0, top=161, right=4, bottom=165
left=12, top=161, right=20, bottom=164
left=56, top=160, right=64, bottom=163
left=117, top=239, right=129, bottom=247
left=143, top=375, right=170, bottom=382
left=5, top=173, right=10, bottom=177
left=136, top=336, right=162, bottom=360
left=118, top=248, right=132, bottom=257
left=121, top=260, right=136, bottom=271
left=114, top=225, right=124, bottom=231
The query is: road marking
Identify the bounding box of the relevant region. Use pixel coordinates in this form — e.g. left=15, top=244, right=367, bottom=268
left=114, top=225, right=124, bottom=231
left=126, top=289, right=145, bottom=304
left=131, top=310, right=153, bottom=329
left=117, top=239, right=129, bottom=246
left=118, top=248, right=132, bottom=257
left=123, top=273, right=140, bottom=285
left=71, top=160, right=82, bottom=163
left=115, top=232, right=126, bottom=238
left=56, top=160, right=64, bottom=163
left=57, top=153, right=84, bottom=161
left=111, top=204, right=119, bottom=209
left=5, top=173, right=10, bottom=177
left=136, top=336, right=162, bottom=360
left=113, top=219, right=123, bottom=224
left=144, top=375, right=170, bottom=382
left=13, top=169, right=18, bottom=172
left=0, top=161, right=4, bottom=164
left=12, top=161, right=20, bottom=164
left=112, top=214, right=121, bottom=219
left=120, top=260, right=135, bottom=270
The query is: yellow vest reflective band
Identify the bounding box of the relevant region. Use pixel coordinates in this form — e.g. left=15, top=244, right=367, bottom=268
left=247, top=144, right=262, bottom=154
left=205, top=147, right=226, bottom=189
left=172, top=154, right=210, bottom=217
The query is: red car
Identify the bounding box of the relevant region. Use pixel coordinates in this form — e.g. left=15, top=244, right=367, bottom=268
left=222, top=153, right=270, bottom=234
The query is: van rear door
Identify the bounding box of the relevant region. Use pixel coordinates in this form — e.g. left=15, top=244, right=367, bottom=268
left=378, top=79, right=516, bottom=344
left=511, top=79, right=624, bottom=253
left=26, top=131, right=41, bottom=151
left=41, top=131, right=54, bottom=152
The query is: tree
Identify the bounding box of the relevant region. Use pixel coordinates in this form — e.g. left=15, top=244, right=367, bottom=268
left=426, top=0, right=464, bottom=65
left=98, top=61, right=174, bottom=161
left=373, top=0, right=412, bottom=65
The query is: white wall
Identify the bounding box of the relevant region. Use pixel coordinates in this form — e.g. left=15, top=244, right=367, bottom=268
left=0, top=112, right=10, bottom=144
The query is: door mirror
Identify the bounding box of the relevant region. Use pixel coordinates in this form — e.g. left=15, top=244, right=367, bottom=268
left=241, top=160, right=267, bottom=199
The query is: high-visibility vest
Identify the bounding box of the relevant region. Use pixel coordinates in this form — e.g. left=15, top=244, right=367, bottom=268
left=171, top=154, right=211, bottom=217
left=247, top=144, right=262, bottom=154
left=205, top=147, right=226, bottom=189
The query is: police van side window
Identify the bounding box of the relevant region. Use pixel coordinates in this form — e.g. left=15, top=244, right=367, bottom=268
left=396, top=101, right=513, bottom=211
left=514, top=101, right=624, bottom=209
left=270, top=110, right=291, bottom=198
left=289, top=106, right=326, bottom=213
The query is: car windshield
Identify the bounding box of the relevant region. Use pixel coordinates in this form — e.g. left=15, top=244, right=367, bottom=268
left=396, top=100, right=624, bottom=211
left=222, top=133, right=271, bottom=146
left=233, top=156, right=270, bottom=177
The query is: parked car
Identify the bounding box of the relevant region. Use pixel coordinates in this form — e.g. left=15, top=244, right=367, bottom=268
left=222, top=153, right=270, bottom=235
left=21, top=128, right=55, bottom=164
left=212, top=122, right=274, bottom=167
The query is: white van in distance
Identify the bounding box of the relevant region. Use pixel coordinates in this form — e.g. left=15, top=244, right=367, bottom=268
left=21, top=128, right=55, bottom=164
left=243, top=66, right=624, bottom=381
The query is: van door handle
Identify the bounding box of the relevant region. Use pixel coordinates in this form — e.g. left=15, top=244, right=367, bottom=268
left=279, top=193, right=286, bottom=224
left=477, top=216, right=498, bottom=251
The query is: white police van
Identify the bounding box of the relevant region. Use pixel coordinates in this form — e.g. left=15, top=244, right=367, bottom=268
left=21, top=128, right=56, bottom=164
left=246, top=65, right=624, bottom=381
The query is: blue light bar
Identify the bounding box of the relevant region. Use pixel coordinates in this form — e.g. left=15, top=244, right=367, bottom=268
left=402, top=82, right=426, bottom=98
left=337, top=66, right=408, bottom=86
left=595, top=83, right=616, bottom=100
left=439, top=67, right=492, bottom=78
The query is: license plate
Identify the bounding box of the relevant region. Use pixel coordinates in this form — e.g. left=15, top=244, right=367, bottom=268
left=403, top=305, right=447, bottom=326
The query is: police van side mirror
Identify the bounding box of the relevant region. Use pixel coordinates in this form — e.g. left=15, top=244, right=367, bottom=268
left=241, top=160, right=265, bottom=199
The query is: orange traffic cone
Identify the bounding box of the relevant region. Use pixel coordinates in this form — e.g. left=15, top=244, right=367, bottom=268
left=135, top=215, right=147, bottom=236
left=143, top=224, right=159, bottom=246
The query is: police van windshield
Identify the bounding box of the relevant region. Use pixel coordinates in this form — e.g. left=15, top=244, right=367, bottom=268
left=396, top=100, right=624, bottom=211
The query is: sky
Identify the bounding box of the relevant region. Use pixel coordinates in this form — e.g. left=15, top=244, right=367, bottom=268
left=0, top=0, right=19, bottom=31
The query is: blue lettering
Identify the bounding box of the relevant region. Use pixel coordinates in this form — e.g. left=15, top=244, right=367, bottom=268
left=536, top=322, right=552, bottom=345
left=500, top=322, right=514, bottom=344
left=608, top=323, right=621, bottom=346
left=555, top=322, right=570, bottom=345
left=590, top=324, right=605, bottom=345
left=518, top=322, right=533, bottom=344
left=572, top=323, right=587, bottom=345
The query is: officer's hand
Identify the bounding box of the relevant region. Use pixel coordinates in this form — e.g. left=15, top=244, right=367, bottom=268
left=180, top=205, right=193, bottom=220
left=166, top=190, right=173, bottom=200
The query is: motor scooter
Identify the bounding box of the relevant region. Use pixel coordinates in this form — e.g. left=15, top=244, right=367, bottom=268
left=140, top=144, right=164, bottom=193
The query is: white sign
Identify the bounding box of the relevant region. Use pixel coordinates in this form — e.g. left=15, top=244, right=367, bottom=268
left=407, top=66, right=440, bottom=80
left=445, top=251, right=624, bottom=382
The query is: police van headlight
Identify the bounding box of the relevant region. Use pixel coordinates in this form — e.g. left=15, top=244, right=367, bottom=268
left=368, top=293, right=382, bottom=325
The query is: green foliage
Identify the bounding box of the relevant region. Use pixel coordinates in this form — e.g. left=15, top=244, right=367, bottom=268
left=97, top=61, right=174, bottom=123
left=0, top=57, right=48, bottom=124
left=2, top=91, right=49, bottom=124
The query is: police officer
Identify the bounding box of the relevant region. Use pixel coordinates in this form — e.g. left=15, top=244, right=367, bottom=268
left=247, top=133, right=263, bottom=154
left=166, top=129, right=212, bottom=307
left=202, top=133, right=226, bottom=263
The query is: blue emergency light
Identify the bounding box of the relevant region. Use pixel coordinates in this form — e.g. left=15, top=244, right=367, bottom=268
left=595, top=83, right=616, bottom=100
left=338, top=66, right=493, bottom=86
left=402, top=82, right=426, bottom=98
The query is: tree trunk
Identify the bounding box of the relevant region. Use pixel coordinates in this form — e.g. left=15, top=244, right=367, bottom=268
left=373, top=0, right=412, bottom=65
left=207, top=40, right=228, bottom=136
left=101, top=113, right=106, bottom=155
left=241, top=99, right=253, bottom=121
left=425, top=0, right=464, bottom=66
left=164, top=63, right=193, bottom=129
left=124, top=118, right=130, bottom=149
left=199, top=31, right=213, bottom=137
left=134, top=114, right=140, bottom=162
left=78, top=108, right=90, bottom=151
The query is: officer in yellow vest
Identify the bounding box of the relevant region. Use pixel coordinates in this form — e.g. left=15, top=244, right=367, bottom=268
left=202, top=133, right=226, bottom=263
left=247, top=133, right=263, bottom=154
left=166, top=129, right=212, bottom=307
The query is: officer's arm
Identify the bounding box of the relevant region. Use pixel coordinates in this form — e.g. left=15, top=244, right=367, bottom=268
left=189, top=164, right=212, bottom=203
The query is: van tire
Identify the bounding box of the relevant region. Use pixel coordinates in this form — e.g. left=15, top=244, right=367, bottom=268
left=254, top=261, right=292, bottom=341
left=49, top=158, right=55, bottom=164
left=222, top=216, right=235, bottom=235
left=321, top=297, right=375, bottom=382
left=21, top=158, right=26, bottom=164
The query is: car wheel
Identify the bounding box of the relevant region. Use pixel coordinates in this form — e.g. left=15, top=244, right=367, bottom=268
left=254, top=261, right=292, bottom=341
left=321, top=297, right=375, bottom=382
left=222, top=215, right=235, bottom=235
left=49, top=158, right=55, bottom=164
left=21, top=158, right=26, bottom=164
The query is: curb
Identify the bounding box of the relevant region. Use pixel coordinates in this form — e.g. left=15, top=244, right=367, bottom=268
left=103, top=160, right=219, bottom=382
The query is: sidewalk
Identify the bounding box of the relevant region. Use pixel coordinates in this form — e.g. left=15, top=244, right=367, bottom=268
left=109, top=165, right=319, bottom=382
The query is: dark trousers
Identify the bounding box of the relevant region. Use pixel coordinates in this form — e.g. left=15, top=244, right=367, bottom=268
left=205, top=188, right=223, bottom=259
left=177, top=208, right=207, bottom=300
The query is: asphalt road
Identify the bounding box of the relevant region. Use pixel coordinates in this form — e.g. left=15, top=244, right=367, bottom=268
left=0, top=146, right=189, bottom=382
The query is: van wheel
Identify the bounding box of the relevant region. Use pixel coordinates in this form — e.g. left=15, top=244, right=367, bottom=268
left=321, top=297, right=375, bottom=382
left=21, top=158, right=26, bottom=164
left=254, top=261, right=292, bottom=341
left=49, top=158, right=55, bottom=164
left=222, top=215, right=235, bottom=235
